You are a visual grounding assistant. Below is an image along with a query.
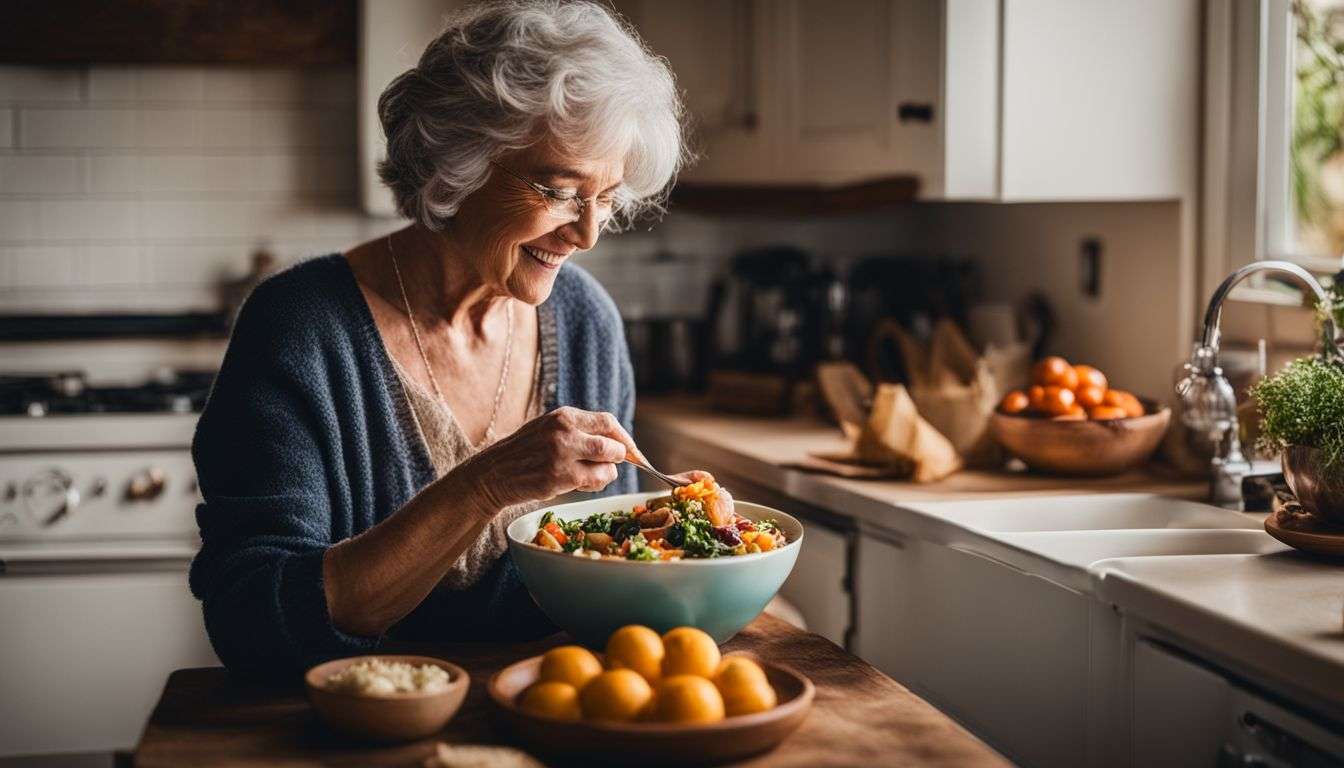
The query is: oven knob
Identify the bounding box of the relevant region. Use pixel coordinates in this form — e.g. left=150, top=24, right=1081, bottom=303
left=89, top=477, right=107, bottom=498
left=22, top=469, right=79, bottom=527
left=126, top=468, right=167, bottom=501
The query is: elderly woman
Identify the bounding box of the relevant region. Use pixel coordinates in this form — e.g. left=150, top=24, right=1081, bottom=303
left=190, top=0, right=687, bottom=676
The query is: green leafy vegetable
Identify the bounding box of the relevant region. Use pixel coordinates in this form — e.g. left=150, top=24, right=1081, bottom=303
left=625, top=533, right=659, bottom=561
left=580, top=512, right=612, bottom=534
left=1253, top=355, right=1344, bottom=468
left=677, top=516, right=721, bottom=558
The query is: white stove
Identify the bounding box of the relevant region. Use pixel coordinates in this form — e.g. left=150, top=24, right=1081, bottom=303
left=0, top=349, right=224, bottom=759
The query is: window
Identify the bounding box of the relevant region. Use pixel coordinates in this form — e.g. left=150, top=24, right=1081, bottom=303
left=1262, top=0, right=1344, bottom=272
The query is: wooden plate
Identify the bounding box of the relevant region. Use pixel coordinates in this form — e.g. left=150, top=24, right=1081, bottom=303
left=1264, top=514, right=1344, bottom=558
left=489, top=653, right=814, bottom=766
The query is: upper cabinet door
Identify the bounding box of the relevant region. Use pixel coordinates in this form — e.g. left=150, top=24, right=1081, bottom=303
left=772, top=0, right=941, bottom=185
left=612, top=0, right=776, bottom=184
left=998, top=0, right=1200, bottom=201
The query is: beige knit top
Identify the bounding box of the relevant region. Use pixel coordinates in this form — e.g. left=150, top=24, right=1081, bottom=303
left=391, top=347, right=547, bottom=590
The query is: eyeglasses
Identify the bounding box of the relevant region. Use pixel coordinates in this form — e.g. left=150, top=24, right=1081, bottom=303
left=490, top=162, right=616, bottom=226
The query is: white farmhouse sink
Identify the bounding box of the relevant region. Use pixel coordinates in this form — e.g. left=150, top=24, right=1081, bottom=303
left=904, top=493, right=1262, bottom=533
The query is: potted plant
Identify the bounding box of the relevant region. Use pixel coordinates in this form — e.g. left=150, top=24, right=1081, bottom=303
left=1252, top=284, right=1344, bottom=524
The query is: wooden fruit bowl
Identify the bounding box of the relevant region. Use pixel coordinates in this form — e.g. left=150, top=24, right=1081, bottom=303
left=305, top=655, right=469, bottom=742
left=489, top=653, right=814, bottom=766
left=989, top=398, right=1171, bottom=476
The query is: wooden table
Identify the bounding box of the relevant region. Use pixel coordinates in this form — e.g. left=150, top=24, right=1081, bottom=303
left=134, top=615, right=1009, bottom=767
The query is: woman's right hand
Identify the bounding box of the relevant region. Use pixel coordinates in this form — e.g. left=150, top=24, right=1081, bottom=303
left=460, top=406, right=639, bottom=511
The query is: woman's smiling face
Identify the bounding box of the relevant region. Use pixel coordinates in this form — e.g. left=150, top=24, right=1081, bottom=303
left=451, top=138, right=624, bottom=306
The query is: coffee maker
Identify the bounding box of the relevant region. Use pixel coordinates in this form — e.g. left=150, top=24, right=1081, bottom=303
left=705, top=246, right=842, bottom=379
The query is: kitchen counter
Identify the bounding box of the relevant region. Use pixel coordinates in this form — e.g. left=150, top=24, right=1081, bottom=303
left=635, top=396, right=1205, bottom=537
left=132, top=614, right=1009, bottom=768
left=1095, top=553, right=1344, bottom=717
left=635, top=397, right=1344, bottom=727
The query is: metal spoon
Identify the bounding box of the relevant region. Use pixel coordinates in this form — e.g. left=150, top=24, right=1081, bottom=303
left=624, top=452, right=682, bottom=489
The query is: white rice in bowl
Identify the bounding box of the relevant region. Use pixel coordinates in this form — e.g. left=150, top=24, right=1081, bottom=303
left=325, top=658, right=451, bottom=696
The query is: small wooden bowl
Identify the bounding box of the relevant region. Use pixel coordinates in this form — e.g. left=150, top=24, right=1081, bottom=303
left=305, top=655, right=469, bottom=742
left=990, top=398, right=1171, bottom=476
left=489, top=653, right=814, bottom=766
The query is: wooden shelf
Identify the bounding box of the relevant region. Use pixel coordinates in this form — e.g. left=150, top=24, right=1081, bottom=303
left=0, top=0, right=356, bottom=66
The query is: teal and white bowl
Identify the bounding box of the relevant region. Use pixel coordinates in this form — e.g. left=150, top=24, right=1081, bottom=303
left=507, top=492, right=803, bottom=648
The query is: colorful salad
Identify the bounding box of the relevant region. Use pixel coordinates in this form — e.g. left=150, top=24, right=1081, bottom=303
left=530, top=478, right=786, bottom=561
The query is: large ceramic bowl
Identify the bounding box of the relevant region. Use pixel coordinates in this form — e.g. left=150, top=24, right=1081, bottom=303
left=507, top=493, right=803, bottom=647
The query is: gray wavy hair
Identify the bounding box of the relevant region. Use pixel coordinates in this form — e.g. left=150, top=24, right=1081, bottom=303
left=377, top=0, right=689, bottom=232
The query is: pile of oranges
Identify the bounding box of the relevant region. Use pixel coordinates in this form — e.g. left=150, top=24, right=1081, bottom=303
left=999, top=357, right=1145, bottom=421
left=519, top=625, right=777, bottom=724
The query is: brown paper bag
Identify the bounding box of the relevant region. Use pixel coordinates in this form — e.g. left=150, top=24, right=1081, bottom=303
left=886, top=320, right=1001, bottom=467
left=799, top=371, right=961, bottom=483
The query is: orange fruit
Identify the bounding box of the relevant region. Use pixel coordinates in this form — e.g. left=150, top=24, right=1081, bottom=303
left=1033, top=356, right=1078, bottom=389
left=1000, top=390, right=1030, bottom=414
left=713, top=657, right=777, bottom=717
left=605, top=625, right=664, bottom=686
left=1076, top=385, right=1106, bottom=409
left=578, top=669, right=654, bottom=722
left=1104, top=389, right=1145, bottom=418
left=652, top=675, right=726, bottom=724
left=1040, top=385, right=1076, bottom=416
left=1088, top=405, right=1129, bottom=421
left=1027, top=385, right=1047, bottom=414
left=661, top=627, right=721, bottom=679
left=1074, top=365, right=1108, bottom=391
left=538, top=645, right=603, bottom=690
left=1052, top=405, right=1086, bottom=421
left=519, top=681, right=581, bottom=721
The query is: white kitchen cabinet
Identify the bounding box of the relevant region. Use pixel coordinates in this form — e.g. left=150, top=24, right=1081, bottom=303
left=855, top=533, right=1093, bottom=768
left=611, top=0, right=777, bottom=184
left=1131, top=638, right=1344, bottom=766
left=612, top=0, right=1197, bottom=201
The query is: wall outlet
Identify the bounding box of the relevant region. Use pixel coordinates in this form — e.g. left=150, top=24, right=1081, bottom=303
left=1080, top=237, right=1103, bottom=298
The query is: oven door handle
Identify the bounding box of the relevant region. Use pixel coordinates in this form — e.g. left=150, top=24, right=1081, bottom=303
left=0, top=555, right=194, bottom=576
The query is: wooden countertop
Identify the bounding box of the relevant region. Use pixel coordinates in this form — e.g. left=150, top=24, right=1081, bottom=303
left=133, top=615, right=1008, bottom=768
left=634, top=396, right=1205, bottom=532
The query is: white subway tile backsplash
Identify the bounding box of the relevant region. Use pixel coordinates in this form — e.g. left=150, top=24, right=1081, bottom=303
left=147, top=243, right=245, bottom=284
left=200, top=70, right=254, bottom=102
left=139, top=200, right=252, bottom=238
left=250, top=69, right=306, bottom=103
left=0, top=63, right=388, bottom=311
left=79, top=244, right=143, bottom=285
left=0, top=201, right=40, bottom=240
left=137, top=68, right=206, bottom=102
left=0, top=67, right=83, bottom=102
left=6, top=246, right=78, bottom=288
left=89, top=156, right=139, bottom=194
left=0, top=156, right=82, bottom=194
left=39, top=200, right=138, bottom=240
left=87, top=67, right=138, bottom=101
left=138, top=109, right=202, bottom=148
left=197, top=109, right=252, bottom=148
left=20, top=108, right=138, bottom=148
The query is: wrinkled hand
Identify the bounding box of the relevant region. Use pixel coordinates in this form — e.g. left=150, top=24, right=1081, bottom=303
left=462, top=406, right=639, bottom=510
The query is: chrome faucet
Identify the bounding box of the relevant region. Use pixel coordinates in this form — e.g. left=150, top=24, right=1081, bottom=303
left=1176, top=260, right=1342, bottom=509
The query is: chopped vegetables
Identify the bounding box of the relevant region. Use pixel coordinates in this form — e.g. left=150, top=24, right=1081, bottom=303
left=529, top=480, right=785, bottom=561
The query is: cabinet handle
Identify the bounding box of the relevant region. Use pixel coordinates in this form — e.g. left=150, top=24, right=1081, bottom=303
left=897, top=102, right=935, bottom=123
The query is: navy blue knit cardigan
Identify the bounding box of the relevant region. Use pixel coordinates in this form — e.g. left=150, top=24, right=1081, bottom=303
left=189, top=254, right=636, bottom=678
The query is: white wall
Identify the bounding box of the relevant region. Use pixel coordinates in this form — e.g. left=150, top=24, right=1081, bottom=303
left=905, top=202, right=1190, bottom=402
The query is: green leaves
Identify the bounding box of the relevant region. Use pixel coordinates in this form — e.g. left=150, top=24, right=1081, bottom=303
left=1253, top=355, right=1344, bottom=468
